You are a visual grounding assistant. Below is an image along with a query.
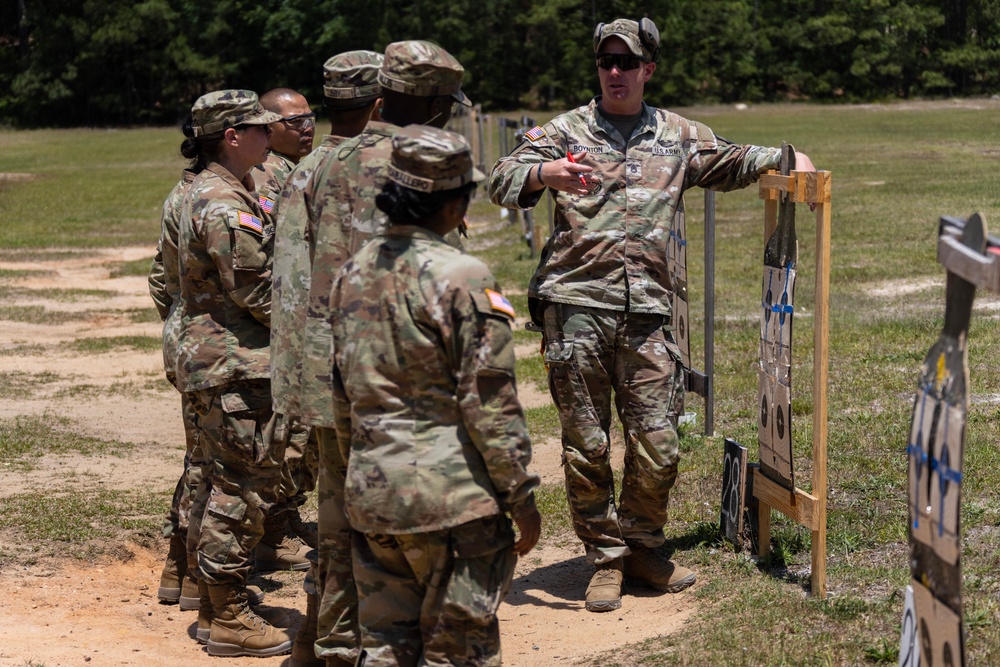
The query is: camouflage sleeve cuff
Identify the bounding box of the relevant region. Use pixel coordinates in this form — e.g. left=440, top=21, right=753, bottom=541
left=506, top=489, right=539, bottom=523
left=487, top=162, right=543, bottom=210
left=752, top=145, right=782, bottom=173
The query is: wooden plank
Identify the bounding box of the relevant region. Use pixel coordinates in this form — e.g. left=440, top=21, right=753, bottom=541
left=812, top=196, right=831, bottom=599
left=760, top=171, right=833, bottom=204
left=751, top=467, right=819, bottom=530
left=758, top=499, right=771, bottom=558
left=759, top=173, right=794, bottom=200
left=805, top=171, right=832, bottom=204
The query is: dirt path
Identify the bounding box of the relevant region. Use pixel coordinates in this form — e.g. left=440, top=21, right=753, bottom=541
left=0, top=247, right=698, bottom=666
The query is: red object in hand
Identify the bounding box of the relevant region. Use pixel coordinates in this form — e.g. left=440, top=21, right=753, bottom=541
left=566, top=151, right=588, bottom=187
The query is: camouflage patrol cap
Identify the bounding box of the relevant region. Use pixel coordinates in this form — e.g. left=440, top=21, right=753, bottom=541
left=378, top=40, right=471, bottom=107
left=323, top=50, right=384, bottom=103
left=594, top=18, right=658, bottom=62
left=388, top=125, right=484, bottom=193
left=191, top=90, right=281, bottom=137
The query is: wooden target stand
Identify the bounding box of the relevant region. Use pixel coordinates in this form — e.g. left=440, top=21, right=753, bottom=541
left=750, top=168, right=832, bottom=599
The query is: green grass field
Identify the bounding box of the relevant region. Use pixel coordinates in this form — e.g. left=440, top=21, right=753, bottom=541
left=2, top=100, right=1000, bottom=664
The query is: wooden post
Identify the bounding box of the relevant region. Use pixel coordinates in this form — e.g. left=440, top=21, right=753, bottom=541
left=811, top=172, right=831, bottom=599
left=469, top=105, right=482, bottom=174
left=752, top=170, right=832, bottom=599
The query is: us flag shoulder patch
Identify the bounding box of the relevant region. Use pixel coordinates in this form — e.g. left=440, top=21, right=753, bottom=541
left=258, top=195, right=275, bottom=214
left=237, top=211, right=264, bottom=234
left=525, top=126, right=546, bottom=142
left=485, top=288, right=515, bottom=318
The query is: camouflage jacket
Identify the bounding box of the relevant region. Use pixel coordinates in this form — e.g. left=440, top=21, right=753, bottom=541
left=176, top=162, right=274, bottom=392
left=272, top=123, right=462, bottom=427
left=270, top=134, right=351, bottom=421
left=254, top=151, right=295, bottom=217
left=149, top=169, right=198, bottom=382
left=489, top=98, right=781, bottom=316
left=330, top=225, right=539, bottom=533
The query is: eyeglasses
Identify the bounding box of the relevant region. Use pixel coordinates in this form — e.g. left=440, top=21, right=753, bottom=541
left=278, top=112, right=316, bottom=130
left=596, top=53, right=645, bottom=72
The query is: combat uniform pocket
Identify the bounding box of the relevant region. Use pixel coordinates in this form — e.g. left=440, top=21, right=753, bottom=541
left=470, top=290, right=517, bottom=374
left=200, top=488, right=247, bottom=567
left=228, top=209, right=269, bottom=271
left=233, top=231, right=268, bottom=271
left=219, top=383, right=273, bottom=464
left=543, top=337, right=574, bottom=366
left=691, top=121, right=719, bottom=153
left=658, top=327, right=686, bottom=424
left=450, top=514, right=515, bottom=559
left=443, top=516, right=517, bottom=627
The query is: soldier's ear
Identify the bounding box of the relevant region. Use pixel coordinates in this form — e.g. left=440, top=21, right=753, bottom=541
left=642, top=61, right=656, bottom=82
left=223, top=126, right=240, bottom=147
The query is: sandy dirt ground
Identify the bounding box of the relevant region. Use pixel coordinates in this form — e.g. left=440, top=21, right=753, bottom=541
left=0, top=247, right=698, bottom=666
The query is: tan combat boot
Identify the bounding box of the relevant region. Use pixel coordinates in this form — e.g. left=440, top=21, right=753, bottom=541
left=623, top=546, right=696, bottom=593
left=288, top=591, right=323, bottom=667
left=197, top=582, right=286, bottom=644
left=182, top=572, right=265, bottom=610
left=157, top=533, right=187, bottom=603
left=196, top=579, right=212, bottom=644
left=256, top=511, right=311, bottom=571
left=206, top=584, right=293, bottom=657
left=585, top=559, right=623, bottom=612
left=288, top=508, right=319, bottom=550
left=178, top=572, right=201, bottom=610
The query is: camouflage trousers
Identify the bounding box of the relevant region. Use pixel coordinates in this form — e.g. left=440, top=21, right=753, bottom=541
left=185, top=380, right=283, bottom=585
left=273, top=412, right=319, bottom=512
left=352, top=514, right=516, bottom=667
left=162, top=392, right=201, bottom=538
left=541, top=302, right=684, bottom=565
left=315, top=426, right=360, bottom=664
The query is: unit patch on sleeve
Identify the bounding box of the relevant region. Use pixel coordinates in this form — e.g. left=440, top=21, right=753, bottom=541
left=258, top=195, right=275, bottom=214
left=484, top=288, right=516, bottom=318
left=237, top=211, right=264, bottom=235
left=525, top=126, right=546, bottom=142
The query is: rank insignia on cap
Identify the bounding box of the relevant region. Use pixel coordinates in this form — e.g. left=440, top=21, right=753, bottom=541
left=485, top=288, right=515, bottom=318
left=525, top=126, right=546, bottom=142
left=237, top=211, right=264, bottom=234
left=258, top=195, right=275, bottom=214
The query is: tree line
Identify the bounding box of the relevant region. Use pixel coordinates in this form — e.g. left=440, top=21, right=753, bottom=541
left=3, top=0, right=1000, bottom=128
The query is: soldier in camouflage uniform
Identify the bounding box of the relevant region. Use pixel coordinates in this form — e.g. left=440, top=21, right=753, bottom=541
left=271, top=44, right=467, bottom=667
left=151, top=120, right=270, bottom=623
left=257, top=88, right=315, bottom=209
left=489, top=18, right=815, bottom=612
left=244, top=86, right=319, bottom=575
left=150, top=163, right=203, bottom=606
left=330, top=124, right=541, bottom=667
left=270, top=50, right=384, bottom=667
left=175, top=89, right=294, bottom=657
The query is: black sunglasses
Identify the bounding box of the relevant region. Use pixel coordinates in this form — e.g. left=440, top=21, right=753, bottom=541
left=596, top=53, right=645, bottom=72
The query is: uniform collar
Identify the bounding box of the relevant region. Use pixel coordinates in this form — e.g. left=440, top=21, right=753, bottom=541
left=589, top=96, right=657, bottom=142
left=363, top=120, right=396, bottom=136
left=269, top=151, right=296, bottom=169
left=386, top=224, right=446, bottom=243
left=205, top=161, right=247, bottom=190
